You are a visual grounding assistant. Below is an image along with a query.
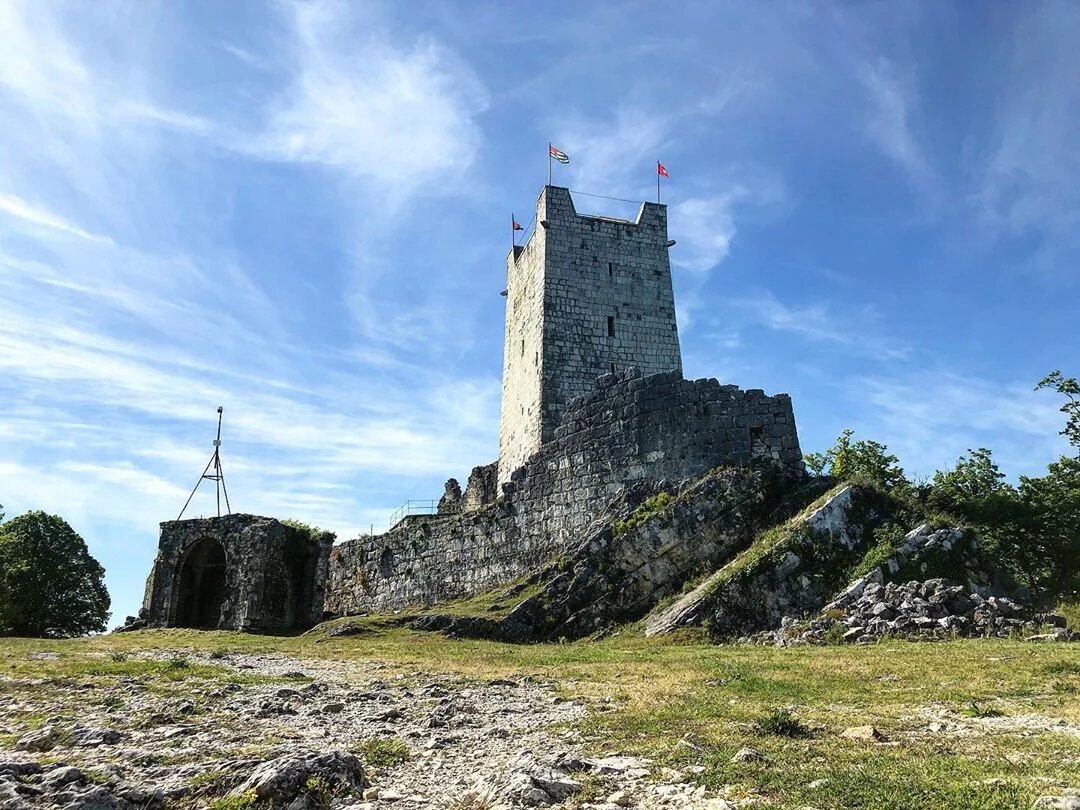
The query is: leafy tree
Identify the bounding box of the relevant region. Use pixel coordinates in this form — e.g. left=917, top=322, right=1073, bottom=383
left=0, top=511, right=110, bottom=637
left=1037, top=370, right=1080, bottom=453
left=805, top=428, right=909, bottom=492
left=1016, top=456, right=1080, bottom=599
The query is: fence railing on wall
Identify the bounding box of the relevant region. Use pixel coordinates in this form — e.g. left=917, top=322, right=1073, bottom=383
left=387, top=499, right=438, bottom=529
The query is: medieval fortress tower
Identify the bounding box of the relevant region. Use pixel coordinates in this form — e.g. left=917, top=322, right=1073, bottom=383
left=134, top=185, right=803, bottom=632
left=498, top=186, right=682, bottom=481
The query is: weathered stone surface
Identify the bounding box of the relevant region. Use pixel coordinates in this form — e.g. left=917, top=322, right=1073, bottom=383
left=231, top=750, right=366, bottom=808
left=327, top=368, right=803, bottom=617
left=498, top=186, right=684, bottom=484
left=138, top=515, right=333, bottom=632
left=437, top=479, right=463, bottom=516
left=753, top=577, right=1073, bottom=645
left=647, top=484, right=882, bottom=639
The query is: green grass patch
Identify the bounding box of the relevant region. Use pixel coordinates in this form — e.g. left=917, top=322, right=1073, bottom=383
left=754, top=707, right=810, bottom=737
left=612, top=491, right=676, bottom=537
left=353, top=737, right=411, bottom=767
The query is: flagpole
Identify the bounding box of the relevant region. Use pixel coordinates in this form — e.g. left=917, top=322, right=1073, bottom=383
left=657, top=161, right=661, bottom=203
left=548, top=143, right=552, bottom=187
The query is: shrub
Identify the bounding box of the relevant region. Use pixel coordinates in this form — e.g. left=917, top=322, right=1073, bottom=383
left=354, top=737, right=411, bottom=767
left=754, top=708, right=809, bottom=737
left=208, top=791, right=256, bottom=810
left=166, top=654, right=191, bottom=671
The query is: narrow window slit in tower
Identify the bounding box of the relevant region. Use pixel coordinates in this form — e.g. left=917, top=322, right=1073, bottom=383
left=607, top=316, right=615, bottom=337
left=608, top=262, right=613, bottom=276
left=610, top=363, right=616, bottom=374
left=521, top=338, right=525, bottom=356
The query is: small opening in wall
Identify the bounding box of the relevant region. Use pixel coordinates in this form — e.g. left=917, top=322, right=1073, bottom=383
left=749, top=425, right=766, bottom=458
left=607, top=316, right=615, bottom=337
left=521, top=338, right=525, bottom=356
left=608, top=262, right=613, bottom=276
left=534, top=351, right=538, bottom=366
left=611, top=363, right=616, bottom=374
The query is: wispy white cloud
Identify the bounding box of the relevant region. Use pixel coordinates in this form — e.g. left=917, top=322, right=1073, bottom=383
left=858, top=58, right=935, bottom=196
left=849, top=371, right=1069, bottom=481
left=245, top=1, right=488, bottom=195
left=723, top=290, right=908, bottom=362
left=968, top=4, right=1080, bottom=259
left=0, top=192, right=114, bottom=244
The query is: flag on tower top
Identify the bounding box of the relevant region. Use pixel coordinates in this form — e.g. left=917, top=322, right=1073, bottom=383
left=513, top=217, right=523, bottom=231
left=549, top=145, right=570, bottom=164
left=657, top=161, right=669, bottom=177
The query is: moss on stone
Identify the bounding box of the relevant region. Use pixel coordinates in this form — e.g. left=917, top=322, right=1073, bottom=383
left=612, top=491, right=677, bottom=537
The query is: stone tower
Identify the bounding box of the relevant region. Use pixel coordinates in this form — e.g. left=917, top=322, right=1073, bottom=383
left=497, top=185, right=683, bottom=483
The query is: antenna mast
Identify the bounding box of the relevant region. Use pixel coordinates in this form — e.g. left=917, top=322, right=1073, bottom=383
left=177, top=406, right=232, bottom=520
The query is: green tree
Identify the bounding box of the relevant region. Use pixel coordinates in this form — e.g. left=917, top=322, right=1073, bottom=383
left=1016, top=456, right=1080, bottom=599
left=926, top=448, right=1012, bottom=520
left=0, top=511, right=110, bottom=637
left=805, top=428, right=909, bottom=491
left=1037, top=370, right=1080, bottom=453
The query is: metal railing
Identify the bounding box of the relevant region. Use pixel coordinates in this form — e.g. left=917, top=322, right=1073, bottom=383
left=387, top=499, right=438, bottom=529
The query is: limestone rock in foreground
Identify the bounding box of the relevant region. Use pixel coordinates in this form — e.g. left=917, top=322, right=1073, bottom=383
left=230, top=750, right=367, bottom=808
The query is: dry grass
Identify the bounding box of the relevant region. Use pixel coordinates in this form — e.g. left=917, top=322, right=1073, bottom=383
left=1, top=626, right=1078, bottom=808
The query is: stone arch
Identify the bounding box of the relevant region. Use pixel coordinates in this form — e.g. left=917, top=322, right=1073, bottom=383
left=261, top=538, right=320, bottom=630
left=174, top=536, right=228, bottom=629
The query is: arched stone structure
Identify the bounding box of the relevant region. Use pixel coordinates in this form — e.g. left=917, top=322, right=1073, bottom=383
left=141, top=514, right=334, bottom=632
left=175, top=536, right=228, bottom=628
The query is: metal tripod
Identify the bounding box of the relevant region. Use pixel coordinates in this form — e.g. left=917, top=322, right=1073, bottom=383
left=177, top=406, right=232, bottom=520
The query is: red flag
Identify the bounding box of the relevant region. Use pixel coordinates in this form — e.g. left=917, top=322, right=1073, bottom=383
left=513, top=218, right=523, bottom=231
left=657, top=161, right=669, bottom=178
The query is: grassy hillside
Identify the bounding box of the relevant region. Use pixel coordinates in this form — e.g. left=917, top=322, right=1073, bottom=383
left=1, top=625, right=1078, bottom=809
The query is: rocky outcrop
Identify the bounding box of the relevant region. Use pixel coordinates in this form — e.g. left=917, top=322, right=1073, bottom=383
left=645, top=484, right=888, bottom=639
left=826, top=525, right=997, bottom=609
left=748, top=578, right=1073, bottom=645
left=230, top=750, right=367, bottom=808
left=417, top=466, right=791, bottom=642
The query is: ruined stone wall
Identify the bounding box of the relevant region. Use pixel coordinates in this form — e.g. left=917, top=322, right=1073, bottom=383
left=460, top=462, right=498, bottom=511
left=142, top=514, right=333, bottom=632
left=325, top=368, right=803, bottom=615
left=497, top=187, right=682, bottom=484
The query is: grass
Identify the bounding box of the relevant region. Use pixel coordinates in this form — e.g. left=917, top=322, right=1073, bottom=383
left=418, top=579, right=545, bottom=619
left=1, top=628, right=1078, bottom=809
left=612, top=491, right=677, bottom=537
left=754, top=708, right=810, bottom=737
left=353, top=737, right=410, bottom=767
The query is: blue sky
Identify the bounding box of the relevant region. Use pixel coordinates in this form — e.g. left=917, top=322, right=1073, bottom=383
left=1, top=1, right=1077, bottom=623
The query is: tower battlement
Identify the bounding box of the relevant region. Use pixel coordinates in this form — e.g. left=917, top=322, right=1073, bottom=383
left=497, top=186, right=683, bottom=483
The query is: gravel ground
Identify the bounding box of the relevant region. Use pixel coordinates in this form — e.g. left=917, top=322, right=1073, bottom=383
left=0, top=651, right=737, bottom=810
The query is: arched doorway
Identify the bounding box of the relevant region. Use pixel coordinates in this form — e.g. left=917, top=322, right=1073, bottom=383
left=175, top=537, right=227, bottom=628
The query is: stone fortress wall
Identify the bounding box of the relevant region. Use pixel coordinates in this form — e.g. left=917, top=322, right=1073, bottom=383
left=497, top=187, right=682, bottom=484
left=324, top=368, right=802, bottom=615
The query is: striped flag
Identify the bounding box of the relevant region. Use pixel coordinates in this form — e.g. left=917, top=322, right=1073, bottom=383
left=549, top=145, right=570, bottom=164
left=657, top=161, right=669, bottom=178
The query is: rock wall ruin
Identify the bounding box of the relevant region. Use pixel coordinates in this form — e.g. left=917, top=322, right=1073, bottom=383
left=140, top=514, right=333, bottom=632
left=324, top=367, right=803, bottom=616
